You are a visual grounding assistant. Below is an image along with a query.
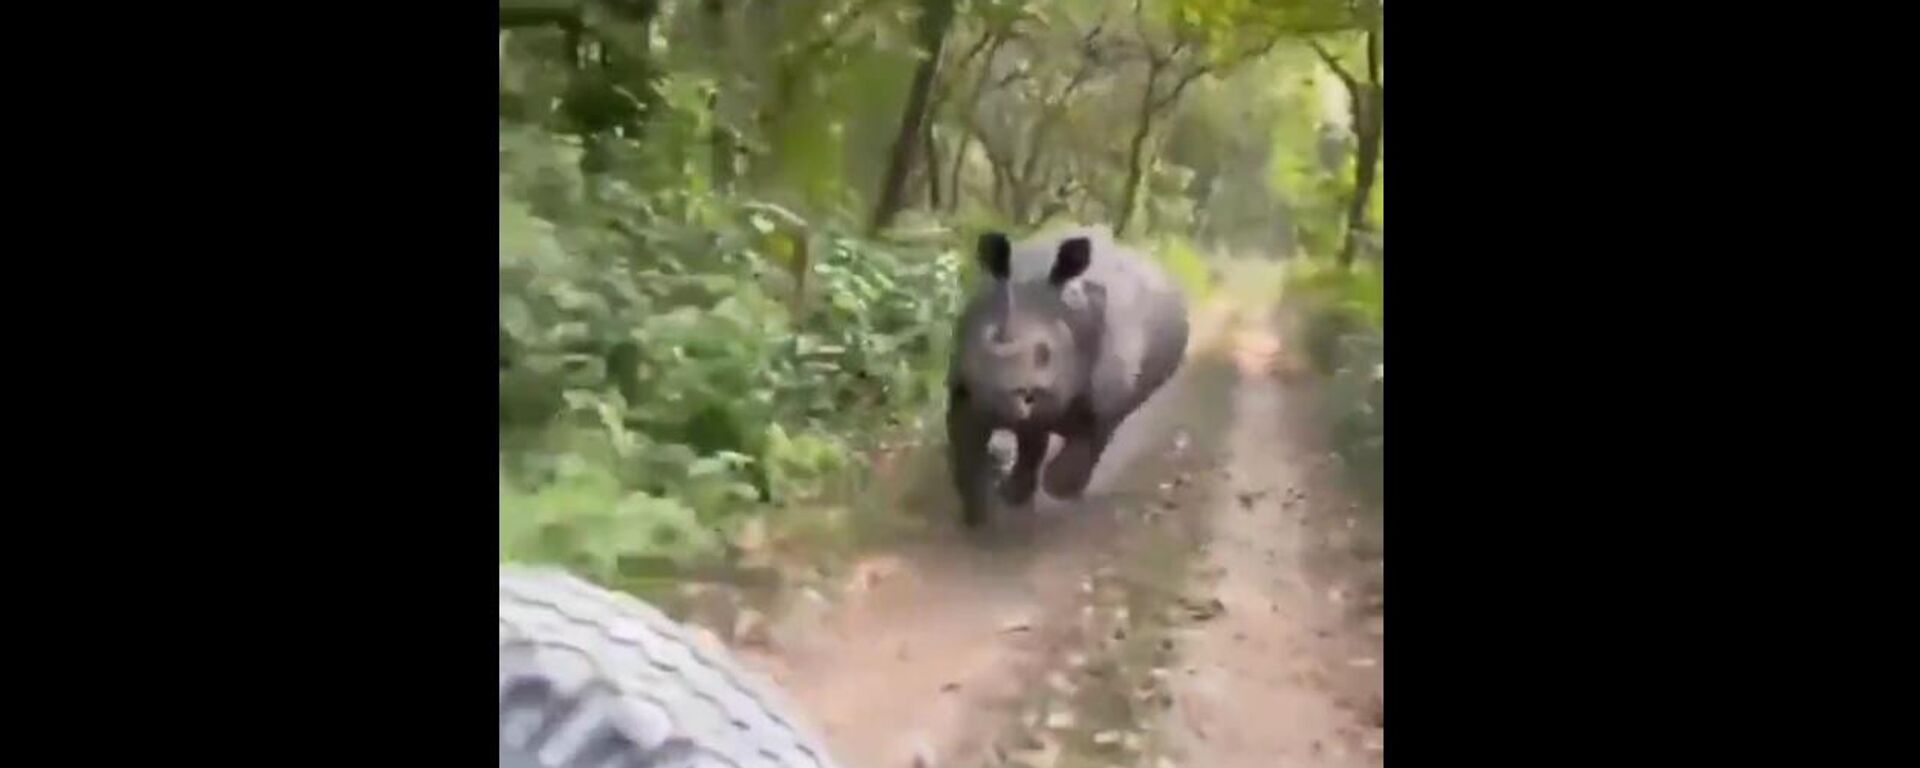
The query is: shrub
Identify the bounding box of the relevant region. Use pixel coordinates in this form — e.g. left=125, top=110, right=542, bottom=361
left=1283, top=258, right=1383, bottom=498
left=498, top=126, right=967, bottom=580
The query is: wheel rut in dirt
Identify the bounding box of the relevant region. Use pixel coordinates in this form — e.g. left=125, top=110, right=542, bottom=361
left=1158, top=317, right=1384, bottom=768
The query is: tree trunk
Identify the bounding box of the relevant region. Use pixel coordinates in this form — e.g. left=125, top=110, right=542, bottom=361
left=870, top=0, right=958, bottom=235
left=592, top=0, right=664, bottom=142
left=1339, top=91, right=1381, bottom=266
left=946, top=129, right=974, bottom=214
left=989, top=155, right=1009, bottom=210
left=947, top=37, right=1004, bottom=213
left=924, top=119, right=942, bottom=209
left=1114, top=61, right=1163, bottom=238
left=703, top=0, right=737, bottom=189
left=1323, top=30, right=1384, bottom=267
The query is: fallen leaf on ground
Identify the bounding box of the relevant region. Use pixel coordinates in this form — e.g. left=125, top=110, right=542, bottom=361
left=910, top=736, right=938, bottom=768
left=1007, top=738, right=1061, bottom=768
left=1183, top=703, right=1209, bottom=740
left=1177, top=596, right=1227, bottom=622
left=731, top=608, right=769, bottom=646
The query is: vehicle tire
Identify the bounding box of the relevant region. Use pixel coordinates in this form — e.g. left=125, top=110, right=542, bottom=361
left=499, top=565, right=841, bottom=768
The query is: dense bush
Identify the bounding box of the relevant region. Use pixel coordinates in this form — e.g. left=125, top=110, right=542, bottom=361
left=499, top=123, right=966, bottom=587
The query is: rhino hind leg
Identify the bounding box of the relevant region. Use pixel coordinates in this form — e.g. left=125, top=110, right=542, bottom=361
left=1043, top=424, right=1112, bottom=499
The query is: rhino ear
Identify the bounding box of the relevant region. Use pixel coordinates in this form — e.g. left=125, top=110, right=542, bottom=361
left=1049, top=237, right=1092, bottom=286
left=977, top=232, right=1012, bottom=280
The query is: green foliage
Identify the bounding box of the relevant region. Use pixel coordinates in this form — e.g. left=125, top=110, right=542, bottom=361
left=1324, top=328, right=1382, bottom=494
left=1283, top=257, right=1382, bottom=496
left=1264, top=47, right=1352, bottom=259
left=500, top=459, right=721, bottom=585
left=1154, top=234, right=1214, bottom=302
left=499, top=116, right=966, bottom=578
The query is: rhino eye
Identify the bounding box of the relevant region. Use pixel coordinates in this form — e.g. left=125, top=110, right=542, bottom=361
left=1034, top=343, right=1052, bottom=367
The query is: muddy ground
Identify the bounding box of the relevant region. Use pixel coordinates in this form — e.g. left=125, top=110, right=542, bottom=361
left=686, top=283, right=1383, bottom=768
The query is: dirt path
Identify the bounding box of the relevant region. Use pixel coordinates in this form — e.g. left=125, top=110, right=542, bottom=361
left=727, top=294, right=1384, bottom=768
left=1159, top=323, right=1384, bottom=767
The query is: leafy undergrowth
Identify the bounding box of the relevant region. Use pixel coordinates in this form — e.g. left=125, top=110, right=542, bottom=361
left=499, top=124, right=967, bottom=600
left=1281, top=258, right=1383, bottom=500
left=498, top=115, right=1230, bottom=605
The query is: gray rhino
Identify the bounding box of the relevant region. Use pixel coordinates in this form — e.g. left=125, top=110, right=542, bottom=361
left=946, top=225, right=1189, bottom=526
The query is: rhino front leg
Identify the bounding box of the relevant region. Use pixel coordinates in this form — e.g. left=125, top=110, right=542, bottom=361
left=1043, top=422, right=1113, bottom=500
left=1001, top=428, right=1049, bottom=506
left=947, top=389, right=995, bottom=527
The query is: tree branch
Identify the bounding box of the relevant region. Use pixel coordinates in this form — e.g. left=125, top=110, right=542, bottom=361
left=1151, top=64, right=1210, bottom=113
left=1308, top=39, right=1361, bottom=97
left=1015, top=52, right=1101, bottom=193
left=1147, top=32, right=1280, bottom=114
left=954, top=27, right=997, bottom=78
left=966, top=113, right=1015, bottom=176
left=1239, top=32, right=1285, bottom=67
left=1132, top=0, right=1168, bottom=65
left=929, top=27, right=998, bottom=116
left=500, top=6, right=580, bottom=31
left=1366, top=27, right=1381, bottom=86
left=946, top=33, right=1009, bottom=210
left=792, top=0, right=890, bottom=62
